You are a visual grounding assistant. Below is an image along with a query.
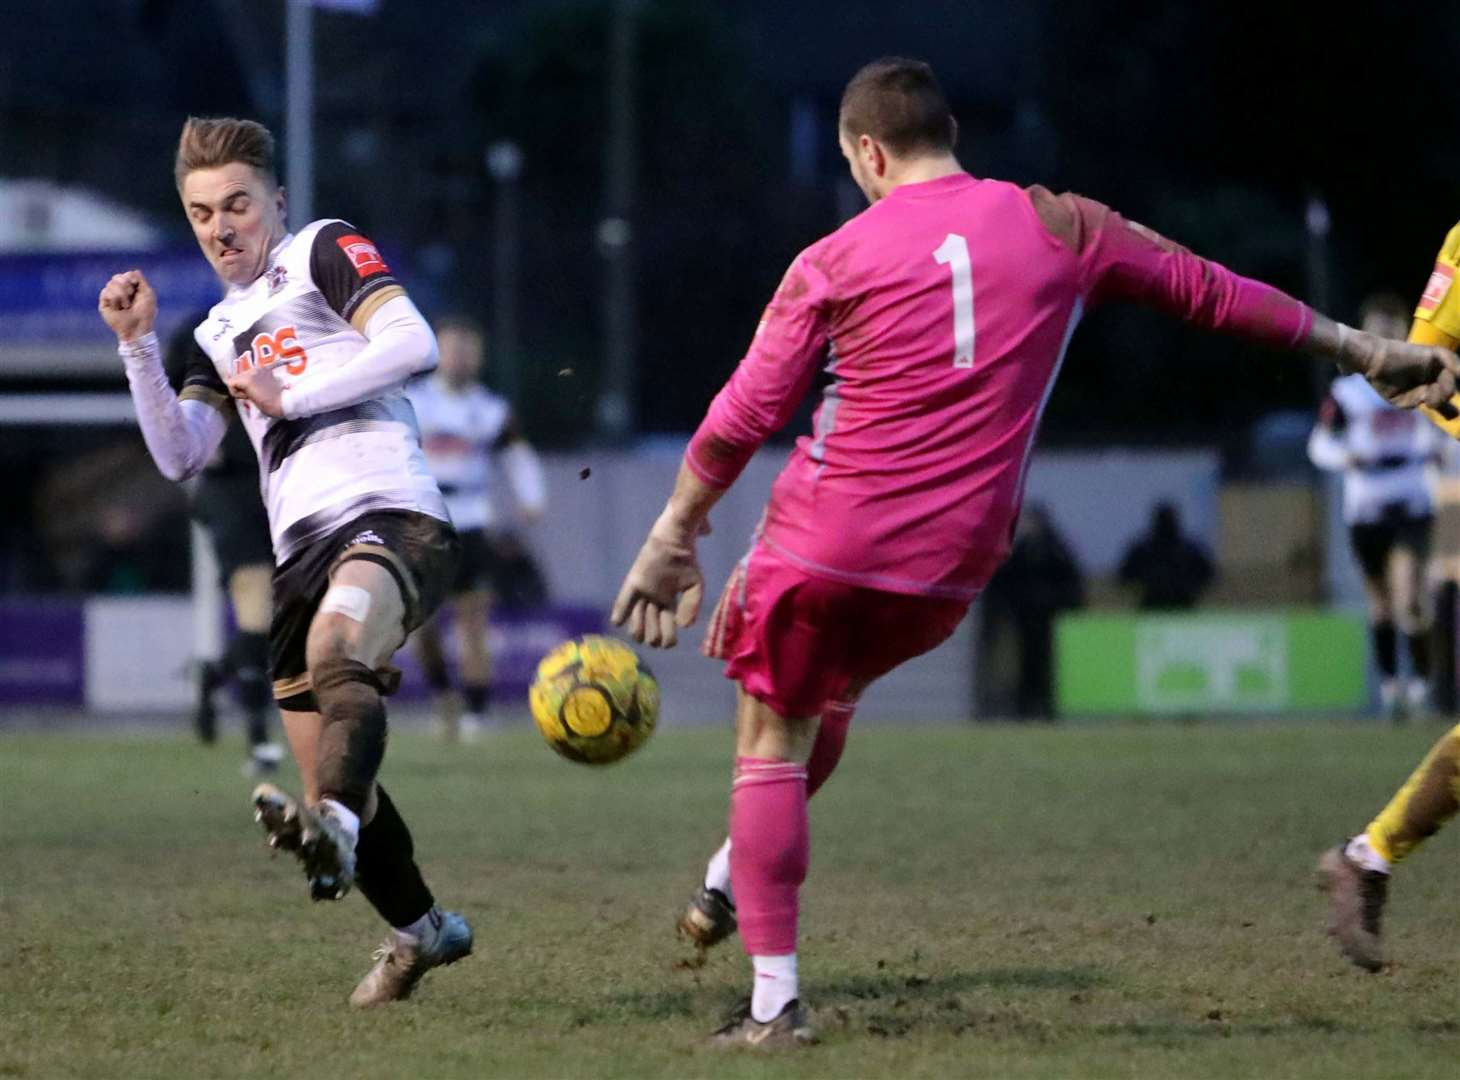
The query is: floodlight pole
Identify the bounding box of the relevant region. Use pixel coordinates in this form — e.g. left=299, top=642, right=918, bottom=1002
left=597, top=0, right=639, bottom=442
left=1305, top=193, right=1340, bottom=605
left=1304, top=194, right=1331, bottom=399
left=285, top=0, right=315, bottom=226
left=487, top=141, right=524, bottom=405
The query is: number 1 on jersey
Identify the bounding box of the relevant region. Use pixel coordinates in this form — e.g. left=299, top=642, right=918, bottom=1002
left=933, top=233, right=975, bottom=369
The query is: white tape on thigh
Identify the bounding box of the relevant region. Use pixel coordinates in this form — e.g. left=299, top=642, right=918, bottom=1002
left=320, top=584, right=373, bottom=623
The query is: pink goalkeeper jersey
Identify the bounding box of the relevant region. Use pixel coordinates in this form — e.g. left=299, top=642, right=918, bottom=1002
left=686, top=173, right=1312, bottom=600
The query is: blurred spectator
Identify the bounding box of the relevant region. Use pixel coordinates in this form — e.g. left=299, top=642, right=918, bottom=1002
left=981, top=504, right=1085, bottom=720
left=82, top=503, right=168, bottom=593
left=1119, top=501, right=1215, bottom=610
left=37, top=440, right=188, bottom=593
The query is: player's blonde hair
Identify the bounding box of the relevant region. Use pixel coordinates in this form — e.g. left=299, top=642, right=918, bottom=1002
left=174, top=117, right=278, bottom=191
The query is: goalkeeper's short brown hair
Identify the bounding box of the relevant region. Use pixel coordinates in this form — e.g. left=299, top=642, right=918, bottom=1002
left=839, top=57, right=956, bottom=157
left=174, top=117, right=278, bottom=191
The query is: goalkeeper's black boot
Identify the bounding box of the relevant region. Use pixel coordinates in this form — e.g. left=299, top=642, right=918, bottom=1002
left=678, top=885, right=737, bottom=950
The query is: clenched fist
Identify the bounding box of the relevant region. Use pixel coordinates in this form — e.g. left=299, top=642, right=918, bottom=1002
left=225, top=365, right=286, bottom=418
left=97, top=270, right=157, bottom=343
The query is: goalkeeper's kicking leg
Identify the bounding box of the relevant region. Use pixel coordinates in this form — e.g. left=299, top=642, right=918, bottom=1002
left=1319, top=723, right=1460, bottom=971
left=679, top=693, right=857, bottom=950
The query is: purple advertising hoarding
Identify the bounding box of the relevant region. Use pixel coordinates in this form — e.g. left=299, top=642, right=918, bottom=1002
left=0, top=599, right=602, bottom=710
left=0, top=601, right=85, bottom=706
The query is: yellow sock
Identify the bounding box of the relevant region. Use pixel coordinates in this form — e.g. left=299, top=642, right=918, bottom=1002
left=1365, top=723, right=1460, bottom=865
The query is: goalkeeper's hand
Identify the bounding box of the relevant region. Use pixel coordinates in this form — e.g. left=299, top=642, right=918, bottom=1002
left=1338, top=328, right=1460, bottom=418
left=611, top=511, right=710, bottom=649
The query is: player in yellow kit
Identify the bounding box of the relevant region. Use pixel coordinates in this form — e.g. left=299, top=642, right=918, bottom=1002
left=1411, top=226, right=1460, bottom=430
left=1320, top=221, right=1460, bottom=972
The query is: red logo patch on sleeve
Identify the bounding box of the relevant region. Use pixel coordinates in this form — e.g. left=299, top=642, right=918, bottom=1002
left=1419, top=262, right=1454, bottom=312
left=336, top=233, right=389, bottom=278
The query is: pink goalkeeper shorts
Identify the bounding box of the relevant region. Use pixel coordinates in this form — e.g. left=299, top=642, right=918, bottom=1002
left=701, top=541, right=969, bottom=718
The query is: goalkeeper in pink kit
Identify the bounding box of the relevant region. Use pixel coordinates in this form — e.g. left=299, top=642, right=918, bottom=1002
left=612, top=58, right=1460, bottom=1048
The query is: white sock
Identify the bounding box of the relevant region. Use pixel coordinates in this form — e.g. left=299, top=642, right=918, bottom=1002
left=704, top=838, right=734, bottom=904
left=394, top=906, right=442, bottom=946
left=1345, top=833, right=1391, bottom=875
left=318, top=798, right=360, bottom=847
left=750, top=953, right=798, bottom=1023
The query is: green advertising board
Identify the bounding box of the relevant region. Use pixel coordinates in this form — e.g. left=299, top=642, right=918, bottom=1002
left=1055, top=610, right=1367, bottom=715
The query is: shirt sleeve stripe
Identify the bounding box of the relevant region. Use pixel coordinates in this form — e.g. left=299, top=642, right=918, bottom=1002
left=348, top=283, right=407, bottom=333
left=179, top=384, right=233, bottom=415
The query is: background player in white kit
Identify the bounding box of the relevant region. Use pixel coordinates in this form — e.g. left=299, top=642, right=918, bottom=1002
left=1309, top=292, right=1443, bottom=720
left=98, top=117, right=472, bottom=1005
left=407, top=315, right=546, bottom=741
left=164, top=311, right=284, bottom=776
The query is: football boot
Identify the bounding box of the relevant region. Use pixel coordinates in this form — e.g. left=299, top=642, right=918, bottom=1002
left=349, top=908, right=474, bottom=1007
left=1317, top=842, right=1388, bottom=972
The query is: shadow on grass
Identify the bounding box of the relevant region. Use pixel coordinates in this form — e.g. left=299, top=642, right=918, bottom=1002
left=820, top=1003, right=1382, bottom=1046
left=1097, top=1016, right=1460, bottom=1043
left=598, top=972, right=1457, bottom=1046
left=596, top=966, right=1106, bottom=1026
left=821, top=967, right=1105, bottom=1000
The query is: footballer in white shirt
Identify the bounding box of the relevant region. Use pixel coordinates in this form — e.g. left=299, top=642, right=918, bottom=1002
left=97, top=116, right=471, bottom=1006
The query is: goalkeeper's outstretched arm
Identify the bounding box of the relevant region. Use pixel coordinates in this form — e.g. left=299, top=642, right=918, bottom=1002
left=1032, top=189, right=1460, bottom=417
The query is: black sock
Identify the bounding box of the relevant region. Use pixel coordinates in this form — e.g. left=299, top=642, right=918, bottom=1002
left=1374, top=622, right=1398, bottom=678
left=1409, top=631, right=1433, bottom=680
left=231, top=631, right=272, bottom=747
left=418, top=640, right=451, bottom=693
left=356, top=785, right=436, bottom=929
left=463, top=683, right=490, bottom=715
left=314, top=658, right=388, bottom=816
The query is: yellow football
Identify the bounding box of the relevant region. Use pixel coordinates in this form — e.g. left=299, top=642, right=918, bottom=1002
left=528, top=635, right=659, bottom=765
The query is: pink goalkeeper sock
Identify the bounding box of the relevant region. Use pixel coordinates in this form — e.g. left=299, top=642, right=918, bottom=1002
left=707, top=703, right=852, bottom=905
left=730, top=756, right=809, bottom=956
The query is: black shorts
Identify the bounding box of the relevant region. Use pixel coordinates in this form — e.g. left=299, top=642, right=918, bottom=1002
left=454, top=528, right=516, bottom=596
left=1349, top=514, right=1432, bottom=582
left=192, top=473, right=273, bottom=583
left=270, top=510, right=459, bottom=711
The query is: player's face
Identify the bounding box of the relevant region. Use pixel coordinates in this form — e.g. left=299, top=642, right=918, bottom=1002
left=180, top=163, right=287, bottom=287
left=839, top=130, right=886, bottom=204
left=437, top=327, right=483, bottom=388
